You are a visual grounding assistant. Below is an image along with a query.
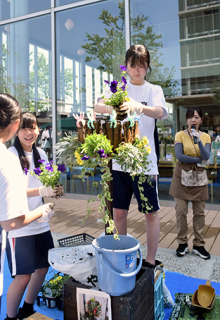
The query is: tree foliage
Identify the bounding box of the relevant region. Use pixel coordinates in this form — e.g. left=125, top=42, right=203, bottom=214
left=82, top=1, right=179, bottom=97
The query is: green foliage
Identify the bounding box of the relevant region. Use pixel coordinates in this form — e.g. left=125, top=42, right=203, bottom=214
left=55, top=132, right=152, bottom=237
left=80, top=132, right=113, bottom=158
left=76, top=133, right=115, bottom=235
left=55, top=132, right=81, bottom=170
left=115, top=137, right=153, bottom=213
left=103, top=68, right=129, bottom=107
left=30, top=162, right=62, bottom=188
left=81, top=1, right=179, bottom=96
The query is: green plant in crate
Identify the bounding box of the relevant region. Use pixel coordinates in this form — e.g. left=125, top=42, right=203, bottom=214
left=41, top=274, right=70, bottom=299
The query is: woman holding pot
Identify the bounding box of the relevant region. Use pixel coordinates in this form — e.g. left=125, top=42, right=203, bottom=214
left=169, top=107, right=211, bottom=259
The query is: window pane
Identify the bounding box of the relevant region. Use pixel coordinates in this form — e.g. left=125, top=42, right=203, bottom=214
left=130, top=0, right=181, bottom=97
left=0, top=15, right=52, bottom=158
left=204, top=13, right=213, bottom=34
left=56, top=0, right=125, bottom=119
left=55, top=0, right=82, bottom=5
left=214, top=12, right=220, bottom=33
left=0, top=0, right=51, bottom=21
left=55, top=0, right=126, bottom=194
left=194, top=15, right=203, bottom=36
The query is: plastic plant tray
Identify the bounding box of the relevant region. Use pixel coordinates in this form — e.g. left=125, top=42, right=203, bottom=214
left=58, top=233, right=95, bottom=247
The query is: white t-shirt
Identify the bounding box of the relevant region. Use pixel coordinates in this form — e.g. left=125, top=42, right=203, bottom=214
left=8, top=147, right=50, bottom=238
left=111, top=81, right=168, bottom=174
left=0, top=143, right=29, bottom=222
left=41, top=130, right=50, bottom=140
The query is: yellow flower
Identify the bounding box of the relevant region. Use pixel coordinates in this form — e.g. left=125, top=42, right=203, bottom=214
left=141, top=136, right=149, bottom=146
left=146, top=145, right=151, bottom=154
left=75, top=149, right=84, bottom=165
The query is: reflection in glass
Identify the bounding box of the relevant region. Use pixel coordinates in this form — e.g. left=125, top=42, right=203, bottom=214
left=55, top=0, right=82, bottom=6
left=0, top=15, right=52, bottom=156
left=55, top=0, right=126, bottom=194
left=130, top=0, right=181, bottom=99
left=56, top=0, right=126, bottom=122
left=0, top=0, right=51, bottom=21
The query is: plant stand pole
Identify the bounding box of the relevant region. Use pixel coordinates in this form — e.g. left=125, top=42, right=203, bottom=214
left=105, top=159, right=113, bottom=235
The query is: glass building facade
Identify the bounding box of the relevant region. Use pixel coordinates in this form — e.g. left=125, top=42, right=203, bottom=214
left=0, top=0, right=220, bottom=204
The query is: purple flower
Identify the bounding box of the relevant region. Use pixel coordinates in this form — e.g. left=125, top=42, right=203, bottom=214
left=58, top=164, right=66, bottom=173
left=119, top=65, right=127, bottom=72
left=46, top=165, right=53, bottom=172
left=81, top=154, right=90, bottom=161
left=110, top=80, right=118, bottom=93
left=34, top=167, right=41, bottom=176
left=121, top=84, right=126, bottom=91
left=122, top=76, right=127, bottom=85
left=47, top=160, right=53, bottom=165
left=24, top=168, right=28, bottom=175
left=97, top=149, right=107, bottom=158
left=104, top=80, right=109, bottom=85
left=38, top=159, right=45, bottom=163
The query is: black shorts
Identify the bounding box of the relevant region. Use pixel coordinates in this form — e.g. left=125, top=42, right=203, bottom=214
left=112, top=171, right=160, bottom=213
left=7, top=231, right=54, bottom=276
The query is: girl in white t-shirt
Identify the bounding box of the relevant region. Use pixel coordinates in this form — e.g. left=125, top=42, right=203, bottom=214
left=6, top=113, right=57, bottom=320
left=0, top=94, right=54, bottom=319
left=95, top=44, right=168, bottom=269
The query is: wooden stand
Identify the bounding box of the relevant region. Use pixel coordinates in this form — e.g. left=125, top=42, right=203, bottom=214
left=63, top=267, right=154, bottom=320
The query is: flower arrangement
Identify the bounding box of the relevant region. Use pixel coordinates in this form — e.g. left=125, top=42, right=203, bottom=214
left=40, top=273, right=70, bottom=299
left=102, top=65, right=130, bottom=119
left=72, top=132, right=152, bottom=238
left=75, top=132, right=115, bottom=235
left=28, top=160, right=65, bottom=188
left=54, top=65, right=152, bottom=238
left=86, top=297, right=102, bottom=319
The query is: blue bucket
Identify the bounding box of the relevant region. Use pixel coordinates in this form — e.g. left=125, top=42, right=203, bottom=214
left=92, top=235, right=142, bottom=296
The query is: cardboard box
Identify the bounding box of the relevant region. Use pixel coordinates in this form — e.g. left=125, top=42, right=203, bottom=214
left=26, top=313, right=54, bottom=320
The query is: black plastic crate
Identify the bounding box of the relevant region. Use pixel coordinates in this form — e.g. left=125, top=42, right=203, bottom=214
left=58, top=233, right=95, bottom=247
left=36, top=295, right=64, bottom=310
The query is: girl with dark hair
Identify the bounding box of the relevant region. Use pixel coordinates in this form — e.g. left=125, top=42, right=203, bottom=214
left=169, top=107, right=211, bottom=259
left=6, top=113, right=57, bottom=319
left=0, top=94, right=54, bottom=316
left=95, top=44, right=168, bottom=269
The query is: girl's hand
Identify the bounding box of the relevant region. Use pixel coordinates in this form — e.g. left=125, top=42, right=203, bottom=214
left=39, top=185, right=57, bottom=197
left=106, top=105, right=114, bottom=114
left=122, top=97, right=143, bottom=115
left=38, top=203, right=54, bottom=222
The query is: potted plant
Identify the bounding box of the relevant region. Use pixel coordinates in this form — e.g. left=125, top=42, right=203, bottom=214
left=103, top=65, right=129, bottom=121
left=27, top=159, right=66, bottom=198
left=40, top=273, right=70, bottom=309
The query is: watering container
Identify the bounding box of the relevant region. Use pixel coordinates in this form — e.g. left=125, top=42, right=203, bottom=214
left=92, top=235, right=142, bottom=296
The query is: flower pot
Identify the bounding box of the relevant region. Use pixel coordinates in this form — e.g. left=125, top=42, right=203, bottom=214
left=45, top=297, right=57, bottom=308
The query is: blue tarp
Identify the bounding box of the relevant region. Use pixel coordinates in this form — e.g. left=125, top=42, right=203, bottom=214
left=2, top=262, right=220, bottom=320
